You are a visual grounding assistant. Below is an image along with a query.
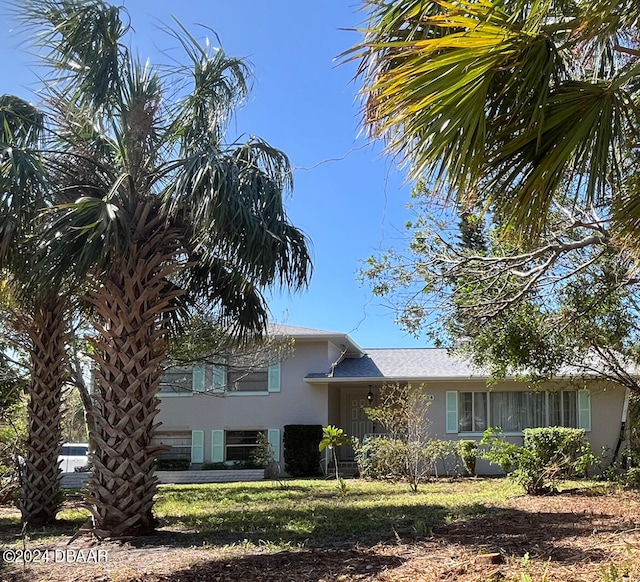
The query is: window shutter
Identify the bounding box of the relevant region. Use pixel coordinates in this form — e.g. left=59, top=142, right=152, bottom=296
left=213, top=364, right=226, bottom=391
left=267, top=429, right=281, bottom=462
left=192, top=366, right=205, bottom=392
left=446, top=391, right=459, bottom=433
left=191, top=430, right=204, bottom=463
left=578, top=389, right=591, bottom=432
left=268, top=362, right=281, bottom=393
left=211, top=430, right=224, bottom=463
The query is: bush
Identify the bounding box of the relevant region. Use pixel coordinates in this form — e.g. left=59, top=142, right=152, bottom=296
left=457, top=440, right=478, bottom=476
left=353, top=435, right=406, bottom=480
left=201, top=460, right=262, bottom=470
left=353, top=435, right=456, bottom=490
left=156, top=458, right=191, bottom=471
left=481, top=426, right=593, bottom=494
left=283, top=424, right=322, bottom=477
left=252, top=433, right=280, bottom=479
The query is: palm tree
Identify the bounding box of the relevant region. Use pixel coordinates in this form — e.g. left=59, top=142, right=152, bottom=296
left=15, top=1, right=311, bottom=538
left=0, top=95, right=71, bottom=527
left=352, top=0, right=640, bottom=240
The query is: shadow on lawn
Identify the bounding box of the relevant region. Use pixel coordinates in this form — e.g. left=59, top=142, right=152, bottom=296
left=163, top=546, right=405, bottom=582
left=433, top=504, right=617, bottom=564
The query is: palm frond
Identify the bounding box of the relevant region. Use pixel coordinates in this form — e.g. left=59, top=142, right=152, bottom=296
left=13, top=0, right=130, bottom=110
left=35, top=194, right=131, bottom=286
left=0, top=95, right=48, bottom=263
left=354, top=0, right=640, bottom=237
left=165, top=20, right=251, bottom=150
left=176, top=259, right=269, bottom=343
left=165, top=137, right=311, bottom=290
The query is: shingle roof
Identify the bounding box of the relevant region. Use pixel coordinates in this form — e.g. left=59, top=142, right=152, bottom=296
left=307, top=348, right=486, bottom=381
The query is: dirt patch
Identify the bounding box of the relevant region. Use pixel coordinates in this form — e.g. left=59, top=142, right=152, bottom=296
left=3, top=489, right=640, bottom=581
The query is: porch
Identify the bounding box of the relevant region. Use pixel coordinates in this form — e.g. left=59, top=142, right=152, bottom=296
left=326, top=383, right=383, bottom=463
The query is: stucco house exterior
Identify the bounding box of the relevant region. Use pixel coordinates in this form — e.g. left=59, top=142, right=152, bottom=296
left=154, top=324, right=629, bottom=474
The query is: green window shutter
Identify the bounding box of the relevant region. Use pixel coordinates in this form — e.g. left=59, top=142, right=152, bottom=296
left=446, top=391, right=459, bottom=434
left=268, top=362, right=281, bottom=393
left=267, top=429, right=281, bottom=462
left=211, top=430, right=224, bottom=463
left=578, top=389, right=591, bottom=432
left=192, top=366, right=205, bottom=392
left=191, top=430, right=204, bottom=463
left=213, top=364, right=226, bottom=391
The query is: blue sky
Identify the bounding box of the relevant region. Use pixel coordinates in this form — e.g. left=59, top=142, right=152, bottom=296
left=0, top=0, right=427, bottom=348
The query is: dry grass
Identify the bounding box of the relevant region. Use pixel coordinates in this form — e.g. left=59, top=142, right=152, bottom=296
left=1, top=478, right=639, bottom=581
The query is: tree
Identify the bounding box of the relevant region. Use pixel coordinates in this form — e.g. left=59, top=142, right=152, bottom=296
left=351, top=0, right=640, bottom=241
left=363, top=383, right=437, bottom=491
left=0, top=95, right=72, bottom=528
left=361, top=183, right=640, bottom=392
left=12, top=0, right=311, bottom=538
left=319, top=425, right=349, bottom=481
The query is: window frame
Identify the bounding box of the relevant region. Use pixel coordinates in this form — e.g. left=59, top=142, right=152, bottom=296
left=447, top=389, right=589, bottom=436
left=224, top=429, right=267, bottom=462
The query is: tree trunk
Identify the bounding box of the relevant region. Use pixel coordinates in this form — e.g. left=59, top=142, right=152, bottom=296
left=86, top=221, right=182, bottom=538
left=20, top=296, right=68, bottom=528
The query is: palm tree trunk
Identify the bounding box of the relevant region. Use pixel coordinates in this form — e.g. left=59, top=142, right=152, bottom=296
left=86, top=224, right=182, bottom=538
left=20, top=296, right=68, bottom=528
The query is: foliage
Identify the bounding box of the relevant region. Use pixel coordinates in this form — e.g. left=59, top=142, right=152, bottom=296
left=596, top=448, right=640, bottom=488
left=156, top=458, right=191, bottom=471
left=0, top=396, right=27, bottom=505
left=358, top=383, right=446, bottom=491
left=251, top=432, right=279, bottom=479
left=352, top=0, right=640, bottom=242
left=283, top=425, right=323, bottom=477
left=361, top=186, right=640, bottom=388
left=201, top=460, right=262, bottom=470
left=337, top=476, right=349, bottom=497
left=481, top=427, right=594, bottom=494
left=354, top=435, right=458, bottom=485
left=353, top=435, right=408, bottom=480
left=60, top=387, right=88, bottom=444
left=319, top=425, right=349, bottom=481
left=457, top=440, right=478, bottom=477
left=5, top=0, right=311, bottom=537
left=353, top=0, right=640, bottom=398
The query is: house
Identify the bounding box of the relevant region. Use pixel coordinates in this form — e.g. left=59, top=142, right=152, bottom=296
left=154, top=324, right=629, bottom=473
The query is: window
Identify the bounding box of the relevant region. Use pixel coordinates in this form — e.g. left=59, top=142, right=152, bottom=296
left=150, top=431, right=192, bottom=460
left=159, top=361, right=280, bottom=395
left=159, top=368, right=194, bottom=395
left=458, top=392, right=487, bottom=432
left=448, top=390, right=586, bottom=434
left=225, top=430, right=265, bottom=461
left=221, top=361, right=280, bottom=393
left=228, top=368, right=268, bottom=392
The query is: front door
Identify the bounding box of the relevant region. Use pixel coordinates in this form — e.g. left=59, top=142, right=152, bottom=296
left=350, top=397, right=374, bottom=443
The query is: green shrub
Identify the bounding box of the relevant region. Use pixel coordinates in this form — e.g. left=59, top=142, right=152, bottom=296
left=524, top=427, right=593, bottom=478
left=457, top=440, right=478, bottom=476
left=353, top=435, right=456, bottom=490
left=156, top=458, right=191, bottom=471
left=252, top=432, right=279, bottom=478
left=283, top=424, right=322, bottom=477
left=481, top=426, right=593, bottom=494
left=353, top=435, right=406, bottom=480
left=596, top=448, right=640, bottom=488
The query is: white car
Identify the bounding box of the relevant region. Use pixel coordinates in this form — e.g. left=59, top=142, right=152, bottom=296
left=58, top=442, right=89, bottom=473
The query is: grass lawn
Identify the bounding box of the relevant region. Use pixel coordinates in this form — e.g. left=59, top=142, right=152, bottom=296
left=1, top=477, right=639, bottom=581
